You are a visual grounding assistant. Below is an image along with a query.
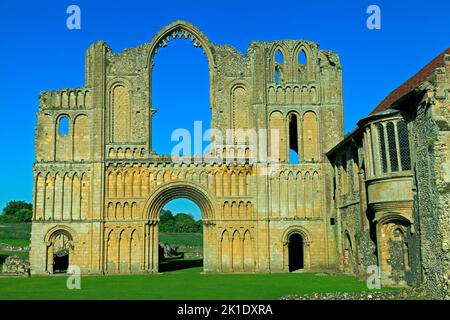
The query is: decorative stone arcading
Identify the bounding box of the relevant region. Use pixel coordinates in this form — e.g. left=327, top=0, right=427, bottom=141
left=31, top=20, right=343, bottom=276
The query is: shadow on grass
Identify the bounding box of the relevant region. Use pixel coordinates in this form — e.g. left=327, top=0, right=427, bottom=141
left=159, top=258, right=203, bottom=272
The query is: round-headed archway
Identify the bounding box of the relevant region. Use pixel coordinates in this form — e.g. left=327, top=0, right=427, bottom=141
left=376, top=214, right=413, bottom=286
left=158, top=198, right=204, bottom=272
left=343, top=231, right=353, bottom=273
left=44, top=226, right=77, bottom=274
left=282, top=226, right=311, bottom=272
left=288, top=233, right=304, bottom=272
left=143, top=180, right=217, bottom=273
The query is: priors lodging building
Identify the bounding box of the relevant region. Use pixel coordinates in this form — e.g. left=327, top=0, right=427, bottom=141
left=30, top=21, right=450, bottom=298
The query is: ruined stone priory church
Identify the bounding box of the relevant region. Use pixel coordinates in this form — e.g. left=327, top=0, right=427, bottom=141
left=30, top=21, right=450, bottom=299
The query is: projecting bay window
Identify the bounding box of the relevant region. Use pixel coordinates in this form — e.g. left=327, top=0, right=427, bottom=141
left=374, top=120, right=412, bottom=175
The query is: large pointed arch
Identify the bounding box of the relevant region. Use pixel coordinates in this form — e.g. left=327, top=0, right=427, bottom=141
left=147, top=21, right=217, bottom=151
left=147, top=20, right=216, bottom=73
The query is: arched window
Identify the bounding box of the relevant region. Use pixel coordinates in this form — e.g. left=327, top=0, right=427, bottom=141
left=58, top=116, right=69, bottom=136
left=397, top=121, right=411, bottom=170
left=151, top=36, right=210, bottom=156
left=269, top=111, right=285, bottom=161
left=288, top=113, right=299, bottom=164
left=275, top=50, right=284, bottom=84
left=377, top=124, right=388, bottom=173
left=302, top=111, right=319, bottom=161
left=375, top=120, right=411, bottom=174
left=73, top=115, right=89, bottom=161
left=392, top=226, right=410, bottom=272
left=298, top=50, right=307, bottom=81
left=231, top=86, right=249, bottom=130
left=298, top=50, right=307, bottom=65
left=387, top=122, right=399, bottom=172
left=111, top=85, right=130, bottom=143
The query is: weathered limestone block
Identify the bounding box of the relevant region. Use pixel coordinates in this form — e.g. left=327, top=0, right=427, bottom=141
left=2, top=255, right=30, bottom=274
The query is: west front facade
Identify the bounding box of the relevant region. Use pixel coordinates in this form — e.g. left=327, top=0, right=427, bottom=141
left=29, top=21, right=450, bottom=299
left=30, top=21, right=342, bottom=277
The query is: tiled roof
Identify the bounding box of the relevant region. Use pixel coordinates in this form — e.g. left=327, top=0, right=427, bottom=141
left=369, top=47, right=450, bottom=115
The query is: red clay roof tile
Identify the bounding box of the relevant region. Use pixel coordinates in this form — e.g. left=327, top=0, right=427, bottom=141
left=369, top=47, right=450, bottom=115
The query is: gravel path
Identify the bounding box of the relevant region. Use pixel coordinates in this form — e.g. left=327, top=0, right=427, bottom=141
left=282, top=288, right=427, bottom=300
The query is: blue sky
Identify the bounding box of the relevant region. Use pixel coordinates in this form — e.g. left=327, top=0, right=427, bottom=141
left=0, top=0, right=448, bottom=219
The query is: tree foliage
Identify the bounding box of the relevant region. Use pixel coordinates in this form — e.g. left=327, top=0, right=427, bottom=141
left=159, top=209, right=202, bottom=233
left=0, top=201, right=33, bottom=223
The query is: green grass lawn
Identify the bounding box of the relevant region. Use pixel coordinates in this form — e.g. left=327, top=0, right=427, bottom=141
left=0, top=223, right=31, bottom=270
left=0, top=224, right=200, bottom=249
left=0, top=223, right=31, bottom=246
left=0, top=239, right=30, bottom=247
left=158, top=232, right=203, bottom=257
left=0, top=262, right=387, bottom=300
left=159, top=232, right=203, bottom=247
left=0, top=225, right=391, bottom=300
left=0, top=250, right=28, bottom=261
left=0, top=223, right=203, bottom=271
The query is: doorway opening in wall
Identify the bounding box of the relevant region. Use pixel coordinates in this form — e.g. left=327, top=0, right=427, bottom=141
left=288, top=233, right=304, bottom=271
left=53, top=250, right=69, bottom=273
left=48, top=230, right=72, bottom=274
left=344, top=233, right=353, bottom=273
left=151, top=36, right=211, bottom=157
left=158, top=198, right=204, bottom=272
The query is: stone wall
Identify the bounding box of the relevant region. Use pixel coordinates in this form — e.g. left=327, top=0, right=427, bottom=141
left=2, top=255, right=30, bottom=275
left=30, top=20, right=449, bottom=299
left=410, top=99, right=448, bottom=298
left=328, top=52, right=450, bottom=298
left=409, top=55, right=450, bottom=298
left=31, top=20, right=343, bottom=276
